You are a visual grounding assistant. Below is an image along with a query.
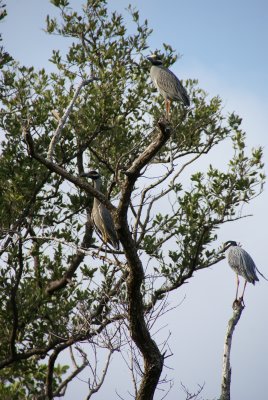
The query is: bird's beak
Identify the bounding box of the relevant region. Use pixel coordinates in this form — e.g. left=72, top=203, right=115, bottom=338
left=219, top=244, right=226, bottom=254
left=221, top=242, right=232, bottom=253
left=79, top=172, right=88, bottom=177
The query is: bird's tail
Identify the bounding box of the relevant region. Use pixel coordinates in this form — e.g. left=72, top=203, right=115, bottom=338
left=256, top=267, right=268, bottom=281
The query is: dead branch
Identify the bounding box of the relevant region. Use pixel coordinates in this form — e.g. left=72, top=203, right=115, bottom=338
left=181, top=382, right=205, bottom=400
left=47, top=77, right=99, bottom=161
left=133, top=167, right=174, bottom=241
left=220, top=300, right=244, bottom=400
left=86, top=349, right=114, bottom=399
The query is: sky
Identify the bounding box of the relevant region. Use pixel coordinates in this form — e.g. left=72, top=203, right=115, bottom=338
left=1, top=1, right=268, bottom=399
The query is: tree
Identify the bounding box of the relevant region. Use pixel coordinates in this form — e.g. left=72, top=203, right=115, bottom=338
left=0, top=0, right=264, bottom=399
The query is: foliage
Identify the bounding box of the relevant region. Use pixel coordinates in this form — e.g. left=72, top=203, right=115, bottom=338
left=0, top=0, right=264, bottom=398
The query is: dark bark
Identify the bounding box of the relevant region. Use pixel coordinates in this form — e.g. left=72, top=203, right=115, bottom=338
left=23, top=118, right=172, bottom=399
left=115, top=118, right=171, bottom=399
left=23, top=128, right=116, bottom=212
left=45, top=219, right=93, bottom=294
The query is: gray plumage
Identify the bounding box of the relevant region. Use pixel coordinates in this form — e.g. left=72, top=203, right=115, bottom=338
left=80, top=170, right=119, bottom=250
left=147, top=54, right=190, bottom=111
left=223, top=240, right=267, bottom=300
left=225, top=241, right=259, bottom=284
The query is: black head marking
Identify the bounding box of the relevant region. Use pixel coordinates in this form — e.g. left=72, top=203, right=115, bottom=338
left=80, top=170, right=100, bottom=180
left=223, top=240, right=238, bottom=251
left=147, top=54, right=163, bottom=66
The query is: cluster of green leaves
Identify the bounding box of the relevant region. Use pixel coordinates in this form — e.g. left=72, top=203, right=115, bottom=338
left=0, top=0, right=265, bottom=397
left=141, top=112, right=264, bottom=287
left=0, top=360, right=68, bottom=399
left=45, top=0, right=158, bottom=173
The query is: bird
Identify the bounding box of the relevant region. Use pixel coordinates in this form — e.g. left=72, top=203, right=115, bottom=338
left=147, top=53, right=190, bottom=119
left=80, top=170, right=119, bottom=250
left=223, top=240, right=267, bottom=301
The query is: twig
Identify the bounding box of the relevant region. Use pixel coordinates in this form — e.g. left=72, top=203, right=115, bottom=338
left=23, top=127, right=115, bottom=212
left=181, top=382, right=205, bottom=400
left=86, top=349, right=114, bottom=399
left=53, top=360, right=88, bottom=397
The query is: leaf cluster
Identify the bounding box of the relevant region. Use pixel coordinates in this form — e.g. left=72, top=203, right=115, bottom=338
left=0, top=1, right=265, bottom=398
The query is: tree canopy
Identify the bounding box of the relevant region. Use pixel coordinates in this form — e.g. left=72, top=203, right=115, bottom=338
left=0, top=0, right=264, bottom=399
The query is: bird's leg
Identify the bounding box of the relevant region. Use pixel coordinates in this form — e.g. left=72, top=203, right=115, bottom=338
left=235, top=274, right=240, bottom=300
left=166, top=99, right=171, bottom=119
left=165, top=99, right=168, bottom=118
left=241, top=280, right=248, bottom=300
left=104, top=242, right=107, bottom=259
left=95, top=243, right=104, bottom=257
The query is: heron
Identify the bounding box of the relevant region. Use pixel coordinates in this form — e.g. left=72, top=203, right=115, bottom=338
left=147, top=53, right=190, bottom=119
left=80, top=170, right=119, bottom=250
left=223, top=241, right=267, bottom=301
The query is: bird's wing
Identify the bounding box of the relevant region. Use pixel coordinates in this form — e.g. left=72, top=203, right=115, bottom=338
left=157, top=68, right=190, bottom=106
left=229, top=247, right=258, bottom=282
left=240, top=248, right=259, bottom=281
left=228, top=247, right=241, bottom=270
left=91, top=206, right=104, bottom=238
left=99, top=205, right=119, bottom=249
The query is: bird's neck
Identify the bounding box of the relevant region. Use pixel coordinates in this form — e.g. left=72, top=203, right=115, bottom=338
left=93, top=179, right=102, bottom=204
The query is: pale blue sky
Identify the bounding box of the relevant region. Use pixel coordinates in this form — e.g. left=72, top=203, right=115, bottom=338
left=2, top=1, right=268, bottom=399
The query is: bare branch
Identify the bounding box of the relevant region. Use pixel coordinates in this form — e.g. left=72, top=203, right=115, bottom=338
left=181, top=382, right=205, bottom=400
left=46, top=341, right=72, bottom=399
left=133, top=167, right=174, bottom=241
left=23, top=127, right=116, bottom=212
left=86, top=349, right=114, bottom=399
left=123, top=119, right=172, bottom=180
left=220, top=300, right=244, bottom=400
left=47, top=77, right=99, bottom=161
left=53, top=360, right=88, bottom=397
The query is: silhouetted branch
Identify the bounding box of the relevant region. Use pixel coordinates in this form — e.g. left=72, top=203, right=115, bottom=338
left=181, top=382, right=205, bottom=400
left=86, top=349, right=114, bottom=399
left=53, top=360, right=88, bottom=397
left=46, top=341, right=72, bottom=399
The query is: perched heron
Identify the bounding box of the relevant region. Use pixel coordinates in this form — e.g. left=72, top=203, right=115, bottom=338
left=223, top=241, right=267, bottom=301
left=147, top=54, right=190, bottom=119
left=80, top=170, right=119, bottom=250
